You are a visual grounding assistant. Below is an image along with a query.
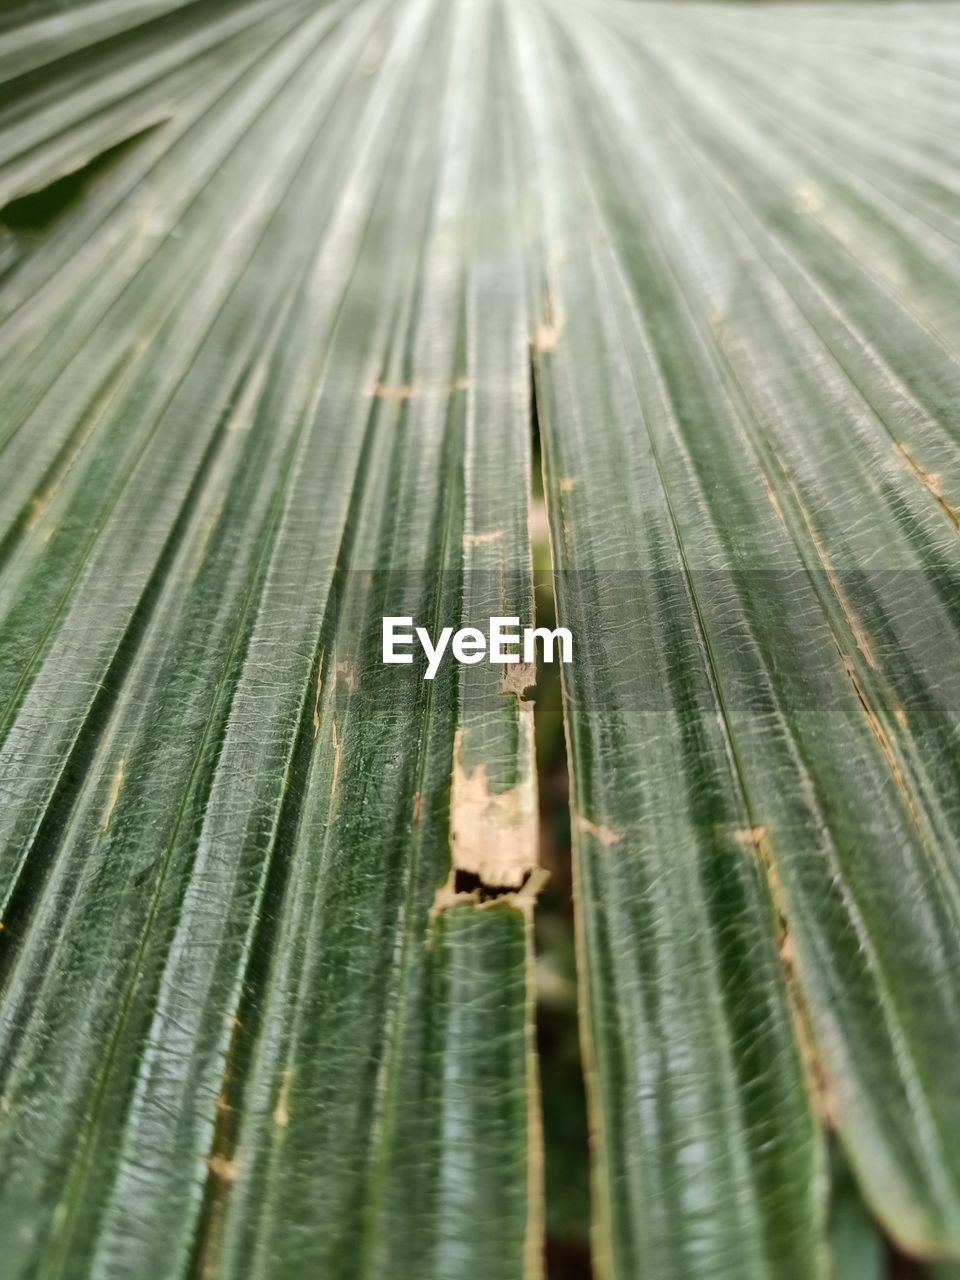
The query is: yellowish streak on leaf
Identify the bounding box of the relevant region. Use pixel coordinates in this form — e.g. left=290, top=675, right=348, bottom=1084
left=367, top=376, right=468, bottom=404
left=368, top=379, right=416, bottom=402
left=273, top=1072, right=291, bottom=1128
left=101, top=759, right=125, bottom=832
left=189, top=499, right=225, bottom=581
left=757, top=467, right=786, bottom=524
left=463, top=529, right=504, bottom=546
left=227, top=353, right=271, bottom=433
left=535, top=321, right=562, bottom=352
left=330, top=721, right=341, bottom=796
left=312, top=657, right=324, bottom=738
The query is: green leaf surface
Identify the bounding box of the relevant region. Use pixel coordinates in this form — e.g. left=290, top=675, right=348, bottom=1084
left=0, top=1, right=540, bottom=1276
left=829, top=1148, right=885, bottom=1280
left=3, top=0, right=960, bottom=1277
left=517, top=0, right=960, bottom=1274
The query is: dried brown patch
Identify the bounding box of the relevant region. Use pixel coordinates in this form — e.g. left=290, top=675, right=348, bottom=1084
left=208, top=1155, right=238, bottom=1182
left=757, top=467, right=786, bottom=524
left=430, top=728, right=540, bottom=917
left=739, top=821, right=839, bottom=1126
left=448, top=733, right=537, bottom=888
left=500, top=663, right=537, bottom=700
left=574, top=813, right=620, bottom=848
left=833, top=639, right=919, bottom=829
left=894, top=442, right=960, bottom=530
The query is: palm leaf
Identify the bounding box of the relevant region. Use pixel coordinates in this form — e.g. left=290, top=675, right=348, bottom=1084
left=520, top=0, right=960, bottom=1271
left=2, top=1, right=960, bottom=1277
left=0, top=3, right=539, bottom=1276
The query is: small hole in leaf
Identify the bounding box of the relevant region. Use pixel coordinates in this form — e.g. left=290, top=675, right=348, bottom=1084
left=453, top=868, right=531, bottom=901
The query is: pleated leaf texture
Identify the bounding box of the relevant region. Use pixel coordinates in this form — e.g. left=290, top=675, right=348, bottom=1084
left=1, top=1, right=959, bottom=1277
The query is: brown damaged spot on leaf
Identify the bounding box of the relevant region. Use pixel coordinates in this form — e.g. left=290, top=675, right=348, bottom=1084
left=736, top=824, right=788, bottom=934
left=312, top=655, right=324, bottom=738
left=894, top=442, right=960, bottom=530
left=776, top=453, right=877, bottom=668
left=832, top=638, right=921, bottom=832
left=367, top=379, right=416, bottom=402
left=757, top=467, right=786, bottom=524
left=463, top=528, right=503, bottom=546
left=367, top=376, right=469, bottom=402
left=431, top=729, right=541, bottom=916
left=778, top=915, right=840, bottom=1129
left=335, top=660, right=356, bottom=692
left=448, top=729, right=537, bottom=888
left=574, top=812, right=620, bottom=848
left=431, top=866, right=547, bottom=919
left=558, top=476, right=577, bottom=493
left=737, top=823, right=839, bottom=1127
left=500, top=663, right=536, bottom=700
left=735, top=824, right=769, bottom=848
left=208, top=1154, right=238, bottom=1182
